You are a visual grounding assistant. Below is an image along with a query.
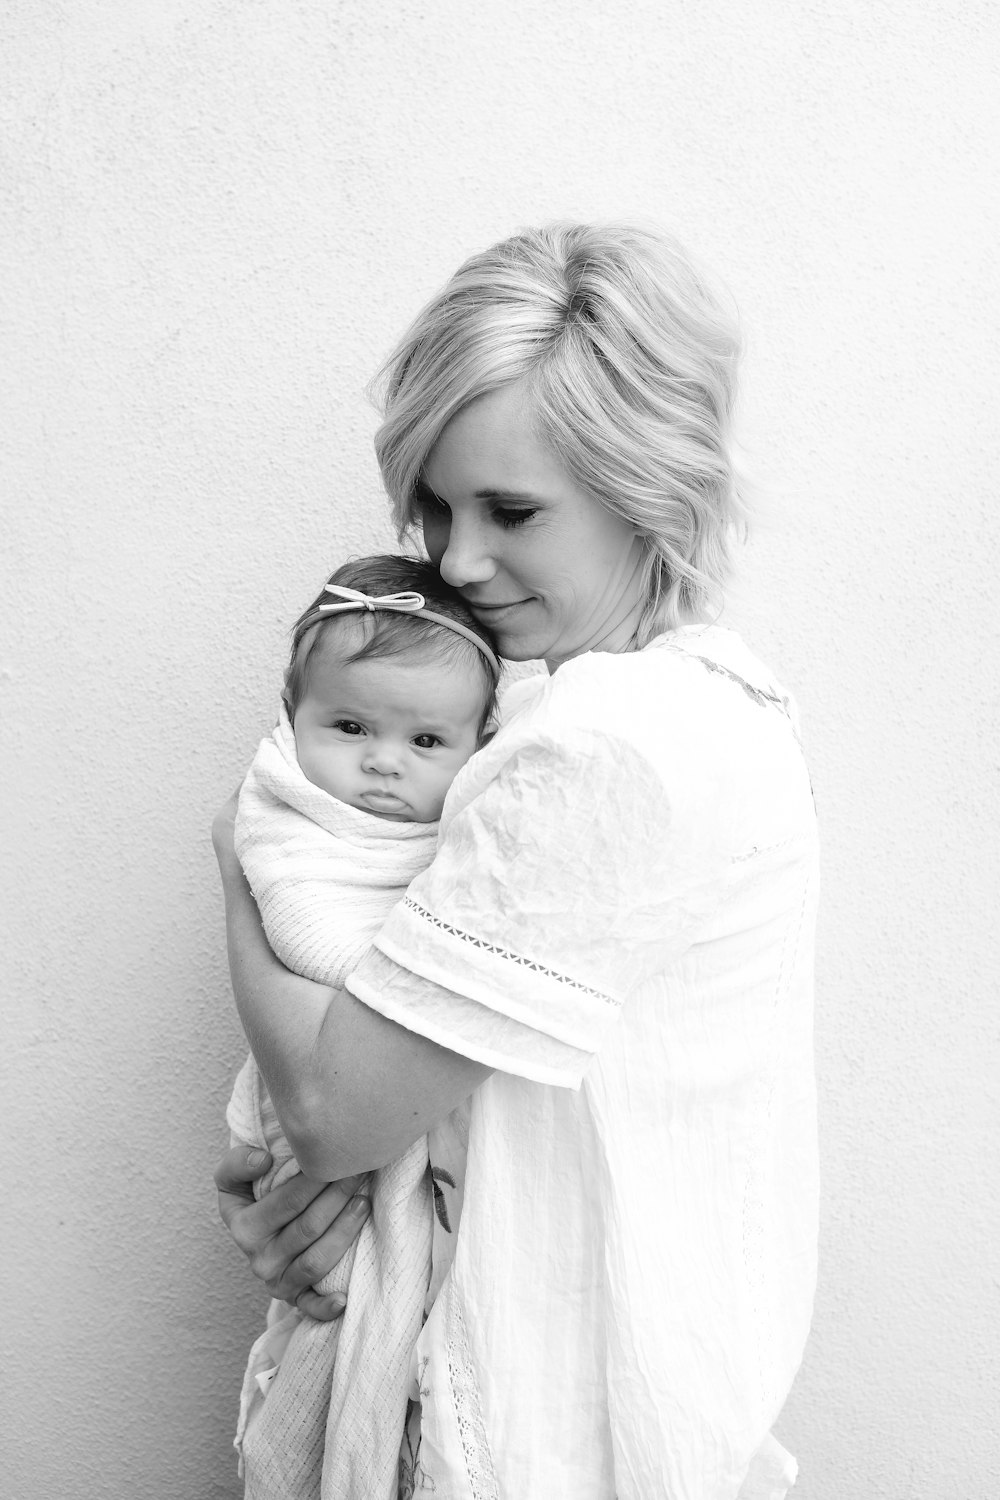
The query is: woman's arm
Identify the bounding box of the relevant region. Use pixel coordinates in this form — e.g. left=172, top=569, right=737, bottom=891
left=215, top=798, right=491, bottom=1180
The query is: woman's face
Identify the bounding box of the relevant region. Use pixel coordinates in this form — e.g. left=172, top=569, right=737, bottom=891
left=419, top=383, right=646, bottom=670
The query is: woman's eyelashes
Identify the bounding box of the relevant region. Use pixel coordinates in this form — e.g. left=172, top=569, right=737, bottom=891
left=415, top=480, right=536, bottom=531
left=416, top=479, right=448, bottom=517
left=494, top=507, right=535, bottom=529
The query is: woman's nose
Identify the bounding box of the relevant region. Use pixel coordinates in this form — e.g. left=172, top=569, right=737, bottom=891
left=435, top=514, right=497, bottom=589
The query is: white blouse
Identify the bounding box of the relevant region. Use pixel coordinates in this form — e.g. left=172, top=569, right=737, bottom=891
left=347, top=625, right=819, bottom=1500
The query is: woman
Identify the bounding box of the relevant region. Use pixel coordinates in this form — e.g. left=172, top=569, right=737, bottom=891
left=214, top=223, right=819, bottom=1499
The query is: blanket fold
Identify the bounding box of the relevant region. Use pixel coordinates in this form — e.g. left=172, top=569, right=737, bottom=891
left=226, top=707, right=438, bottom=1500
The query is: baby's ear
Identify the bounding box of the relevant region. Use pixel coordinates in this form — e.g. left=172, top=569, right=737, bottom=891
left=478, top=721, right=498, bottom=748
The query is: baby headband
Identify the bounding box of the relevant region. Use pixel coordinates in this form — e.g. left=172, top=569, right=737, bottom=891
left=296, top=583, right=501, bottom=674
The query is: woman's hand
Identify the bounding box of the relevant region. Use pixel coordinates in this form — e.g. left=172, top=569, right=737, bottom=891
left=215, top=1144, right=372, bottom=1320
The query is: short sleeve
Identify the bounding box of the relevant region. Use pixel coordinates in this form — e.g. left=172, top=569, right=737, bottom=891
left=346, top=726, right=729, bottom=1087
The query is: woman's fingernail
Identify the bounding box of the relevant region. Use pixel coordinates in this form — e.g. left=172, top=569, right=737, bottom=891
left=247, top=1149, right=269, bottom=1167
left=349, top=1194, right=371, bottom=1215
left=330, top=1294, right=347, bottom=1313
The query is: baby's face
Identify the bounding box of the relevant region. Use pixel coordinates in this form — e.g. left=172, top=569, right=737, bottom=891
left=293, top=645, right=485, bottom=822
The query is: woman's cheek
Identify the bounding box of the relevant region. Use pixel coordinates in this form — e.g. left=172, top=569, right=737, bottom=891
left=420, top=514, right=449, bottom=567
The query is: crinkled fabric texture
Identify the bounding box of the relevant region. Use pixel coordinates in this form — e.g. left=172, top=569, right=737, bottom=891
left=347, top=627, right=820, bottom=1500
left=226, top=707, right=437, bottom=1500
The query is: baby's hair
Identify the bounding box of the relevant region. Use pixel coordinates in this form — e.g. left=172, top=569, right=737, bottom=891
left=284, top=554, right=500, bottom=736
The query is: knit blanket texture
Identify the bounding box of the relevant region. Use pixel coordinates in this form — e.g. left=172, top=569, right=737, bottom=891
left=226, top=707, right=437, bottom=1500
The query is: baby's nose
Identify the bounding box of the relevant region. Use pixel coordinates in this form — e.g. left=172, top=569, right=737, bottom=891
left=363, top=740, right=404, bottom=775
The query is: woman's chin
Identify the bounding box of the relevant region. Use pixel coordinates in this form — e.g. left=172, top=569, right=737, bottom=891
left=497, top=641, right=545, bottom=663
left=489, top=619, right=554, bottom=665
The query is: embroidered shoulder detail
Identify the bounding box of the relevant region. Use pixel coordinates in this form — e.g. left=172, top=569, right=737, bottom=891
left=660, top=643, right=795, bottom=720
left=402, top=896, right=619, bottom=1007
left=446, top=1285, right=500, bottom=1500
left=689, top=653, right=792, bottom=713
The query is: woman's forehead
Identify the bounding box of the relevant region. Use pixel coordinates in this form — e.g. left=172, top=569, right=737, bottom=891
left=424, top=387, right=568, bottom=499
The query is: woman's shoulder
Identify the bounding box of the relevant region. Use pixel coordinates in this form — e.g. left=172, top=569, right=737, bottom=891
left=444, top=625, right=810, bottom=828
left=537, top=625, right=801, bottom=754
left=440, top=626, right=816, bottom=874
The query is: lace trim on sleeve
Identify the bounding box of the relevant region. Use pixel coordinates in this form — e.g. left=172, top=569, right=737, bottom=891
left=401, top=895, right=620, bottom=1008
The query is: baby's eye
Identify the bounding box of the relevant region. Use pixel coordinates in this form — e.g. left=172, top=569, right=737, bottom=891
left=332, top=720, right=365, bottom=736
left=494, top=507, right=536, bottom=530
left=412, top=733, right=441, bottom=749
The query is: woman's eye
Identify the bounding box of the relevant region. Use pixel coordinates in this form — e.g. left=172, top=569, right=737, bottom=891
left=416, top=480, right=449, bottom=517
left=412, top=734, right=441, bottom=749
left=494, top=508, right=536, bottom=530
left=333, top=720, right=364, bottom=735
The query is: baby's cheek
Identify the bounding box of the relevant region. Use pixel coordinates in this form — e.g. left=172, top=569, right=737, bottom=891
left=298, top=739, right=348, bottom=801
left=295, top=738, right=321, bottom=784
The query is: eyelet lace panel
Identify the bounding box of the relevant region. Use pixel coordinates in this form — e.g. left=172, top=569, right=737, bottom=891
left=402, top=896, right=619, bottom=1007
left=446, top=1284, right=500, bottom=1500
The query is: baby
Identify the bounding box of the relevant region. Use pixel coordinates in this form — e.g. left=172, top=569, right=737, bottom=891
left=225, top=554, right=499, bottom=1497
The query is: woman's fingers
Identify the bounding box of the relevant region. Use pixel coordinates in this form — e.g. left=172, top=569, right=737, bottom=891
left=214, top=1145, right=372, bottom=1306
left=245, top=1170, right=367, bottom=1248
left=225, top=1168, right=323, bottom=1250
left=215, top=1142, right=358, bottom=1238
left=293, top=1286, right=349, bottom=1323
left=215, top=1144, right=272, bottom=1230
left=253, top=1183, right=372, bottom=1301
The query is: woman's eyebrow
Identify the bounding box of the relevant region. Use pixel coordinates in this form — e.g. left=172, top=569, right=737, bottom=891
left=474, top=488, right=541, bottom=502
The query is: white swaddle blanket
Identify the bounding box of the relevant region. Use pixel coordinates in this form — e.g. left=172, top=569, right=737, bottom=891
left=226, top=706, right=438, bottom=1500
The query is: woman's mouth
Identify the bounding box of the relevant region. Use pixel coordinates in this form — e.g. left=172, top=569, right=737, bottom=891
left=465, top=598, right=531, bottom=622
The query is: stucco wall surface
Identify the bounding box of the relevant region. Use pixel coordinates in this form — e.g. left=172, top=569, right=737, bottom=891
left=2, top=2, right=997, bottom=1496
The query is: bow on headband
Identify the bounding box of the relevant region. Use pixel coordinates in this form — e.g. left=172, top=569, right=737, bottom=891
left=298, top=582, right=501, bottom=673
left=318, top=584, right=426, bottom=615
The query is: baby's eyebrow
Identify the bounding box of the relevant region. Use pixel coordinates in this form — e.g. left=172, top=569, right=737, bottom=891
left=416, top=718, right=473, bottom=735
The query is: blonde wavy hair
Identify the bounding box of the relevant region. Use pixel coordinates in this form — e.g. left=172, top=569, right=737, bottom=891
left=372, top=223, right=744, bottom=639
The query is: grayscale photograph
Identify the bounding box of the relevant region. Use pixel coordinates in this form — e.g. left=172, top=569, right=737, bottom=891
left=2, top=2, right=996, bottom=1497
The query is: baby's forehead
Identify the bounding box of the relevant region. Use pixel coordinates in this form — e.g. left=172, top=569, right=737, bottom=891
left=309, top=630, right=487, bottom=721
left=309, top=612, right=371, bottom=661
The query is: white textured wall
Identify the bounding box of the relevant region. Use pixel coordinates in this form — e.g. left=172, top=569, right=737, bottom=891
left=3, top=3, right=997, bottom=1495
